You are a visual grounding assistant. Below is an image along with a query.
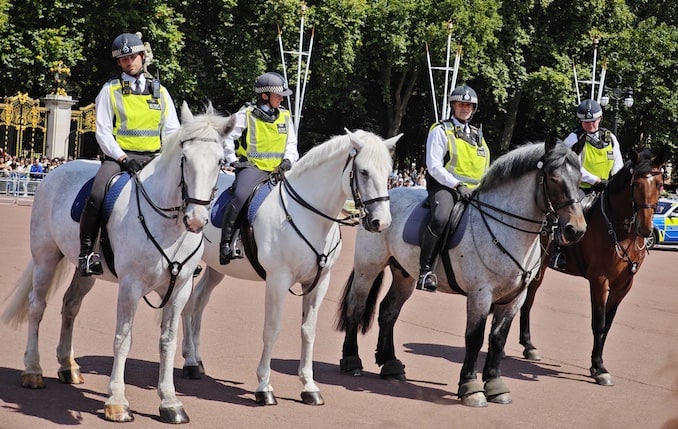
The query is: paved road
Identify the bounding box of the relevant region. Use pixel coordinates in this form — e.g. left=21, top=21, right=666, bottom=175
left=0, top=203, right=676, bottom=429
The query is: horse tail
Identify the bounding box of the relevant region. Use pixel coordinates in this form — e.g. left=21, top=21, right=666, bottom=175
left=336, top=269, right=385, bottom=335
left=1, top=258, right=70, bottom=327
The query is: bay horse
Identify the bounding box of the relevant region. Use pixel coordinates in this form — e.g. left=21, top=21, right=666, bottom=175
left=518, top=147, right=666, bottom=386
left=336, top=135, right=587, bottom=407
left=181, top=129, right=400, bottom=406
left=2, top=103, right=234, bottom=423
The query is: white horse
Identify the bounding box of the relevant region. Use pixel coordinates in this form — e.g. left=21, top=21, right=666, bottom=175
left=181, top=129, right=401, bottom=406
left=336, top=135, right=587, bottom=407
left=2, top=103, right=235, bottom=423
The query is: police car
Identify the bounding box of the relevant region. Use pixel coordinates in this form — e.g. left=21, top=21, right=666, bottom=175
left=647, top=197, right=678, bottom=249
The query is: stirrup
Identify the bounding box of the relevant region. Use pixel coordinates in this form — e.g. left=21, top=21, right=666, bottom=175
left=416, top=271, right=437, bottom=292
left=550, top=252, right=567, bottom=270
left=219, top=242, right=233, bottom=265
left=78, top=253, right=103, bottom=276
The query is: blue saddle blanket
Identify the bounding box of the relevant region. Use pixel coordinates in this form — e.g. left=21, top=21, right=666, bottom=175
left=210, top=181, right=275, bottom=228
left=70, top=174, right=131, bottom=222
left=403, top=200, right=465, bottom=248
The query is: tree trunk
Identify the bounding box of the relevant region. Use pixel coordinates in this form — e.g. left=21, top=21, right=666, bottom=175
left=500, top=89, right=522, bottom=153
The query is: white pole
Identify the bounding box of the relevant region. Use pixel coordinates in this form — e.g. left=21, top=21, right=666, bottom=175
left=441, top=23, right=453, bottom=120
left=596, top=58, right=607, bottom=104
left=426, top=43, right=439, bottom=123
left=573, top=58, right=581, bottom=105
left=298, top=26, right=314, bottom=131
left=293, top=5, right=306, bottom=133
left=450, top=44, right=462, bottom=95
left=590, top=36, right=599, bottom=100
left=277, top=26, right=292, bottom=110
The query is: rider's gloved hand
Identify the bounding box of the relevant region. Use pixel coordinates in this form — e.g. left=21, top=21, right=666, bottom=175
left=592, top=179, right=608, bottom=191
left=230, top=160, right=253, bottom=170
left=120, top=158, right=143, bottom=174
left=456, top=183, right=473, bottom=201
left=278, top=158, right=292, bottom=172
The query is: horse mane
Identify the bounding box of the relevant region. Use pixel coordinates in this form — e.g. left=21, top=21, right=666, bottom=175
left=607, top=149, right=655, bottom=193
left=477, top=141, right=575, bottom=191
left=286, top=131, right=353, bottom=179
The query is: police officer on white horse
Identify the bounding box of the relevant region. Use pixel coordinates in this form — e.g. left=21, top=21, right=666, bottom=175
left=417, top=85, right=491, bottom=292
left=219, top=72, right=299, bottom=265
left=78, top=32, right=180, bottom=276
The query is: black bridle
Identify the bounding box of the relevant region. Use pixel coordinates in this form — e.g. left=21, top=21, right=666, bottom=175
left=278, top=149, right=389, bottom=295
left=133, top=137, right=221, bottom=308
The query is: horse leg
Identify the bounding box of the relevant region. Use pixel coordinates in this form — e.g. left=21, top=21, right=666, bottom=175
left=375, top=267, right=413, bottom=380
left=298, top=275, right=331, bottom=406
left=21, top=257, right=70, bottom=389
left=458, top=299, right=491, bottom=407
left=103, top=286, right=141, bottom=423
left=56, top=272, right=96, bottom=384
left=519, top=263, right=547, bottom=361
left=182, top=267, right=225, bottom=379
left=158, top=282, right=192, bottom=423
left=254, top=274, right=290, bottom=406
left=590, top=276, right=632, bottom=386
left=482, top=301, right=522, bottom=405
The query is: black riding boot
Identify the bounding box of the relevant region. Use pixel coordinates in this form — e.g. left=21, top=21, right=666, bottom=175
left=417, top=226, right=441, bottom=292
left=549, top=245, right=567, bottom=270
left=78, top=199, right=103, bottom=276
left=219, top=205, right=239, bottom=265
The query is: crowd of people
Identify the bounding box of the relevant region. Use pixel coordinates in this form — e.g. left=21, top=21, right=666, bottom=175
left=0, top=151, right=70, bottom=177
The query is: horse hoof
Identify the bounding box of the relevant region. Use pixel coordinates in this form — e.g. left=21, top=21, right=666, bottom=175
left=461, top=392, right=488, bottom=408
left=523, top=348, right=542, bottom=361
left=254, top=391, right=278, bottom=405
left=340, top=356, right=363, bottom=376
left=20, top=373, right=46, bottom=389
left=301, top=391, right=325, bottom=406
left=488, top=393, right=512, bottom=404
left=182, top=365, right=202, bottom=380
left=593, top=373, right=615, bottom=386
left=58, top=368, right=84, bottom=384
left=198, top=360, right=205, bottom=375
left=104, top=404, right=134, bottom=422
left=379, top=359, right=406, bottom=380
left=159, top=406, right=190, bottom=424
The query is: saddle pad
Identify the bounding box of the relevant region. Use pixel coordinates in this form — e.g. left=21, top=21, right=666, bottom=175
left=402, top=200, right=466, bottom=249
left=210, top=181, right=275, bottom=228
left=70, top=178, right=95, bottom=222
left=101, top=174, right=132, bottom=224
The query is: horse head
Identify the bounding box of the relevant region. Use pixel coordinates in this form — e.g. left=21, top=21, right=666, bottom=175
left=343, top=129, right=401, bottom=232
left=543, top=133, right=587, bottom=245
left=177, top=102, right=235, bottom=232
left=627, top=147, right=666, bottom=237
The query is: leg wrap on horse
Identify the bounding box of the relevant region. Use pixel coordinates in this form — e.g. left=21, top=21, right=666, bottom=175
left=458, top=379, right=485, bottom=397
left=484, top=377, right=510, bottom=396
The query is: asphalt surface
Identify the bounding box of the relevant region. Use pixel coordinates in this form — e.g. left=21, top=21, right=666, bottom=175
left=0, top=202, right=676, bottom=429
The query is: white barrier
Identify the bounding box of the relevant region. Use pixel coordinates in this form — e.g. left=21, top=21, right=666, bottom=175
left=0, top=171, right=45, bottom=205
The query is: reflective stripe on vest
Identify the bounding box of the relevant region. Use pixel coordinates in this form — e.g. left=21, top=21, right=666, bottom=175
left=239, top=107, right=291, bottom=172
left=439, top=122, right=490, bottom=189
left=110, top=80, right=166, bottom=152
left=580, top=140, right=615, bottom=189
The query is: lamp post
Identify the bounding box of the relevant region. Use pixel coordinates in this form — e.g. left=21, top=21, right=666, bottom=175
left=599, top=74, right=634, bottom=136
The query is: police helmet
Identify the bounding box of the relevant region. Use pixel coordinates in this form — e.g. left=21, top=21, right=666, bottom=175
left=449, top=85, right=478, bottom=105
left=576, top=99, right=603, bottom=122
left=111, top=33, right=145, bottom=59
left=254, top=72, right=293, bottom=96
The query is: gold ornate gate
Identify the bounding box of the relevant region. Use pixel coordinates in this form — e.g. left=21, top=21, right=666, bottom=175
left=0, top=93, right=47, bottom=158
left=71, top=103, right=97, bottom=158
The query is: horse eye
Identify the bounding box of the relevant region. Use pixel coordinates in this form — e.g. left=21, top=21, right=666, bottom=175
left=359, top=169, right=368, bottom=177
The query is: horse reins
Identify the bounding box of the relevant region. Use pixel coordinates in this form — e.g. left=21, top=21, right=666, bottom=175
left=132, top=137, right=220, bottom=308
left=278, top=150, right=388, bottom=296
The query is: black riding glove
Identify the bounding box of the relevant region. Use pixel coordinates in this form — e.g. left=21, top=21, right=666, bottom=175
left=456, top=184, right=473, bottom=201
left=278, top=159, right=292, bottom=172
left=592, top=179, right=608, bottom=191
left=120, top=158, right=143, bottom=174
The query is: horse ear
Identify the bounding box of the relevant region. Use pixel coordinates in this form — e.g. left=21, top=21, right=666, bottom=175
left=544, top=131, right=557, bottom=153
left=384, top=133, right=402, bottom=154
left=344, top=128, right=365, bottom=152
left=181, top=101, right=194, bottom=122
left=222, top=114, right=236, bottom=138
left=630, top=147, right=640, bottom=164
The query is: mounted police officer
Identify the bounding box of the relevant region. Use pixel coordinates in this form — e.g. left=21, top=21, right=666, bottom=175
left=219, top=72, right=299, bottom=265
left=417, top=85, right=491, bottom=292
left=78, top=32, right=180, bottom=276
left=550, top=99, right=623, bottom=269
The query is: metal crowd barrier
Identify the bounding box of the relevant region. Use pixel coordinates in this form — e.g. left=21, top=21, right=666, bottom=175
left=0, top=170, right=45, bottom=205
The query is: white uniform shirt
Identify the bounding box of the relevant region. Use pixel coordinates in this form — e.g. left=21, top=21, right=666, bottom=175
left=94, top=73, right=181, bottom=161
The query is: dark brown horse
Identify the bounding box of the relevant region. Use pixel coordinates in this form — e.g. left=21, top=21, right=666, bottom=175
left=518, top=147, right=666, bottom=386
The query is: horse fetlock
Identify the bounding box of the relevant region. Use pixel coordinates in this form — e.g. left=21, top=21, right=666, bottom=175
left=340, top=355, right=363, bottom=375
left=58, top=367, right=84, bottom=384
left=20, top=372, right=46, bottom=389
left=159, top=405, right=190, bottom=424
left=104, top=403, right=134, bottom=422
